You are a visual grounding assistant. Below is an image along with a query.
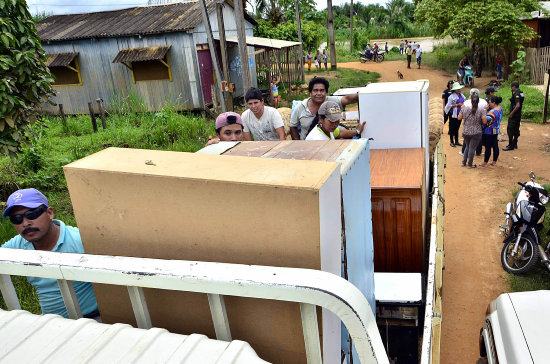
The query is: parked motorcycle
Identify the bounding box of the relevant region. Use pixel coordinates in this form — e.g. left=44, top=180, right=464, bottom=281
left=500, top=172, right=550, bottom=274
left=359, top=50, right=384, bottom=63
left=457, top=65, right=474, bottom=87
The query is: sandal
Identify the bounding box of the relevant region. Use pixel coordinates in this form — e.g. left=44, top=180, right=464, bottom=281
left=467, top=164, right=477, bottom=169
left=490, top=162, right=497, bottom=166
left=480, top=163, right=488, bottom=167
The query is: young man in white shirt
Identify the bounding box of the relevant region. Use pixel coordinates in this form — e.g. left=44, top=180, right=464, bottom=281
left=305, top=101, right=365, bottom=140
left=416, top=45, right=422, bottom=69
left=242, top=88, right=285, bottom=141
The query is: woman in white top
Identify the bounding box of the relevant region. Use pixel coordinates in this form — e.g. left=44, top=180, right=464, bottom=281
left=305, top=100, right=342, bottom=140
left=305, top=100, right=365, bottom=140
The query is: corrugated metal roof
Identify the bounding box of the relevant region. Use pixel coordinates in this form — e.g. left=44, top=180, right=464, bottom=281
left=0, top=309, right=269, bottom=363
left=220, top=36, right=301, bottom=49
left=36, top=0, right=256, bottom=42
left=113, top=45, right=171, bottom=63
left=45, top=52, right=79, bottom=67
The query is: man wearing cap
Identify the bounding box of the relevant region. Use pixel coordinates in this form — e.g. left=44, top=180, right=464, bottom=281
left=2, top=188, right=99, bottom=319
left=242, top=87, right=285, bottom=141
left=290, top=77, right=360, bottom=140
left=305, top=101, right=365, bottom=140
left=206, top=112, right=244, bottom=145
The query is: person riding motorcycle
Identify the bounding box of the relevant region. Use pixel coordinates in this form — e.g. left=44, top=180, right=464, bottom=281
left=365, top=43, right=373, bottom=60
left=458, top=55, right=471, bottom=85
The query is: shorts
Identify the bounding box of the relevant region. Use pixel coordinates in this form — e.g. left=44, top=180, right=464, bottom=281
left=458, top=69, right=465, bottom=75
left=417, top=57, right=421, bottom=64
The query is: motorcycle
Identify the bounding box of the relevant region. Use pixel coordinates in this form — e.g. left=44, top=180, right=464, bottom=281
left=457, top=65, right=474, bottom=87
left=500, top=171, right=550, bottom=274
left=359, top=50, right=384, bottom=63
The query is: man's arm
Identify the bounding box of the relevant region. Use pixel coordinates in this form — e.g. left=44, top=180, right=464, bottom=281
left=341, top=93, right=359, bottom=106
left=243, top=131, right=253, bottom=141
left=335, top=121, right=365, bottom=139
left=275, top=127, right=286, bottom=140
left=509, top=103, right=521, bottom=119
left=289, top=104, right=302, bottom=140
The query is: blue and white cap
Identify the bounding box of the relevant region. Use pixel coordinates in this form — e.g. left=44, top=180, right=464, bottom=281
left=2, top=188, right=49, bottom=217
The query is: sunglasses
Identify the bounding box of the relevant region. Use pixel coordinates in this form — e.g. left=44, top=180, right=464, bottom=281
left=9, top=206, right=47, bottom=225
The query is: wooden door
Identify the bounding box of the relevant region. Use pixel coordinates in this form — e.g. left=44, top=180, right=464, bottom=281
left=197, top=48, right=213, bottom=104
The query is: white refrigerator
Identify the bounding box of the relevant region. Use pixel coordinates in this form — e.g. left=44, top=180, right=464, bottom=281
left=359, top=80, right=430, bottom=187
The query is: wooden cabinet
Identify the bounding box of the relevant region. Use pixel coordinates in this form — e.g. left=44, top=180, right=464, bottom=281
left=370, top=148, right=426, bottom=273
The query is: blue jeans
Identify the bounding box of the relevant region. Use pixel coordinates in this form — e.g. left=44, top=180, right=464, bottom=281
left=497, top=64, right=502, bottom=79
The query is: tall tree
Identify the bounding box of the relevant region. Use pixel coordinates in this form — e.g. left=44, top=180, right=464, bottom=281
left=0, top=0, right=54, bottom=158
left=415, top=0, right=539, bottom=77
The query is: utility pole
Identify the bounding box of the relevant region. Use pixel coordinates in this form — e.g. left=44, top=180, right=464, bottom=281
left=234, top=0, right=250, bottom=94
left=349, top=0, right=353, bottom=53
left=294, top=0, right=305, bottom=81
left=199, top=0, right=226, bottom=112
left=327, top=0, right=337, bottom=69
left=216, top=1, right=233, bottom=110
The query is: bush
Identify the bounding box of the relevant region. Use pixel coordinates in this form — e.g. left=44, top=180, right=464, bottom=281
left=422, top=41, right=471, bottom=74
left=495, top=80, right=545, bottom=123
left=254, top=19, right=323, bottom=54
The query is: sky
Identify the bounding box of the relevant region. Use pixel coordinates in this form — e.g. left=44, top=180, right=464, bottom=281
left=27, top=0, right=387, bottom=16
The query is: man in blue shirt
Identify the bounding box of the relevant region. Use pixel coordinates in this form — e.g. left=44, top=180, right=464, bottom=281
left=2, top=188, right=99, bottom=319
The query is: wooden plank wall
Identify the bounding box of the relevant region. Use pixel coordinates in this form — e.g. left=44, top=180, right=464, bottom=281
left=527, top=46, right=550, bottom=84
left=255, top=46, right=301, bottom=91
left=41, top=33, right=202, bottom=114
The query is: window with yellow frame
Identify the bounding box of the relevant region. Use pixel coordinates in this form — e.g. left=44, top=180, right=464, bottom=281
left=50, top=57, right=82, bottom=86
left=129, top=53, right=173, bottom=83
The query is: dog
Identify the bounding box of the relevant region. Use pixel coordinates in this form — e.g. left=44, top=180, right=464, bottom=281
left=397, top=70, right=404, bottom=79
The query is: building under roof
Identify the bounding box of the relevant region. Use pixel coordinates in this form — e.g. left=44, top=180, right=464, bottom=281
left=36, top=1, right=259, bottom=114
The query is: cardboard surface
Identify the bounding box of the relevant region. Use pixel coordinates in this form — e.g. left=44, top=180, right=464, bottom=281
left=64, top=148, right=342, bottom=364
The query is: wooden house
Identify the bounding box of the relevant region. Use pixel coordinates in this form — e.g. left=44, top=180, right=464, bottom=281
left=523, top=1, right=550, bottom=48
left=36, top=1, right=258, bottom=114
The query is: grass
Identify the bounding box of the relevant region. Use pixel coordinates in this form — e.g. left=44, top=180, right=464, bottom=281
left=276, top=67, right=380, bottom=104
left=494, top=81, right=545, bottom=123
left=1, top=68, right=376, bottom=313
left=507, top=184, right=550, bottom=292
left=422, top=41, right=471, bottom=75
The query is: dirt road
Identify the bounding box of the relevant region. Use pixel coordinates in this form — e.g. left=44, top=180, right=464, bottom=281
left=339, top=60, right=550, bottom=362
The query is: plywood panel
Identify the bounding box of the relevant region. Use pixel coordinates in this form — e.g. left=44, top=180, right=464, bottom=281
left=64, top=147, right=341, bottom=364
left=370, top=148, right=424, bottom=189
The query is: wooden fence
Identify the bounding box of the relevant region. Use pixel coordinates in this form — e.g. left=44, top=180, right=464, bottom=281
left=526, top=47, right=550, bottom=84
left=255, top=45, right=303, bottom=96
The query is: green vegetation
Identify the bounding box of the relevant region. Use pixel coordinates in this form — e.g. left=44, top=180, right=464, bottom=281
left=253, top=0, right=431, bottom=55
left=0, top=0, right=55, bottom=158
left=507, top=184, right=550, bottom=292
left=422, top=42, right=471, bottom=75
left=495, top=81, right=545, bottom=123
left=274, top=68, right=379, bottom=104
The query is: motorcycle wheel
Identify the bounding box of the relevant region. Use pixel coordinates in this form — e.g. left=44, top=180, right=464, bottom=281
left=360, top=58, right=366, bottom=63
left=375, top=55, right=384, bottom=63
left=467, top=77, right=474, bottom=87
left=501, top=233, right=539, bottom=274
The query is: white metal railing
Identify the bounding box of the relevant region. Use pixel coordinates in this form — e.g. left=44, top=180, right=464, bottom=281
left=0, top=248, right=389, bottom=364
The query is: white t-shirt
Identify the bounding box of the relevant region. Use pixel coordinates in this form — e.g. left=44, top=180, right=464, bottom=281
left=242, top=106, right=284, bottom=141
left=416, top=48, right=422, bottom=58
left=464, top=98, right=488, bottom=109
left=305, top=126, right=335, bottom=140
